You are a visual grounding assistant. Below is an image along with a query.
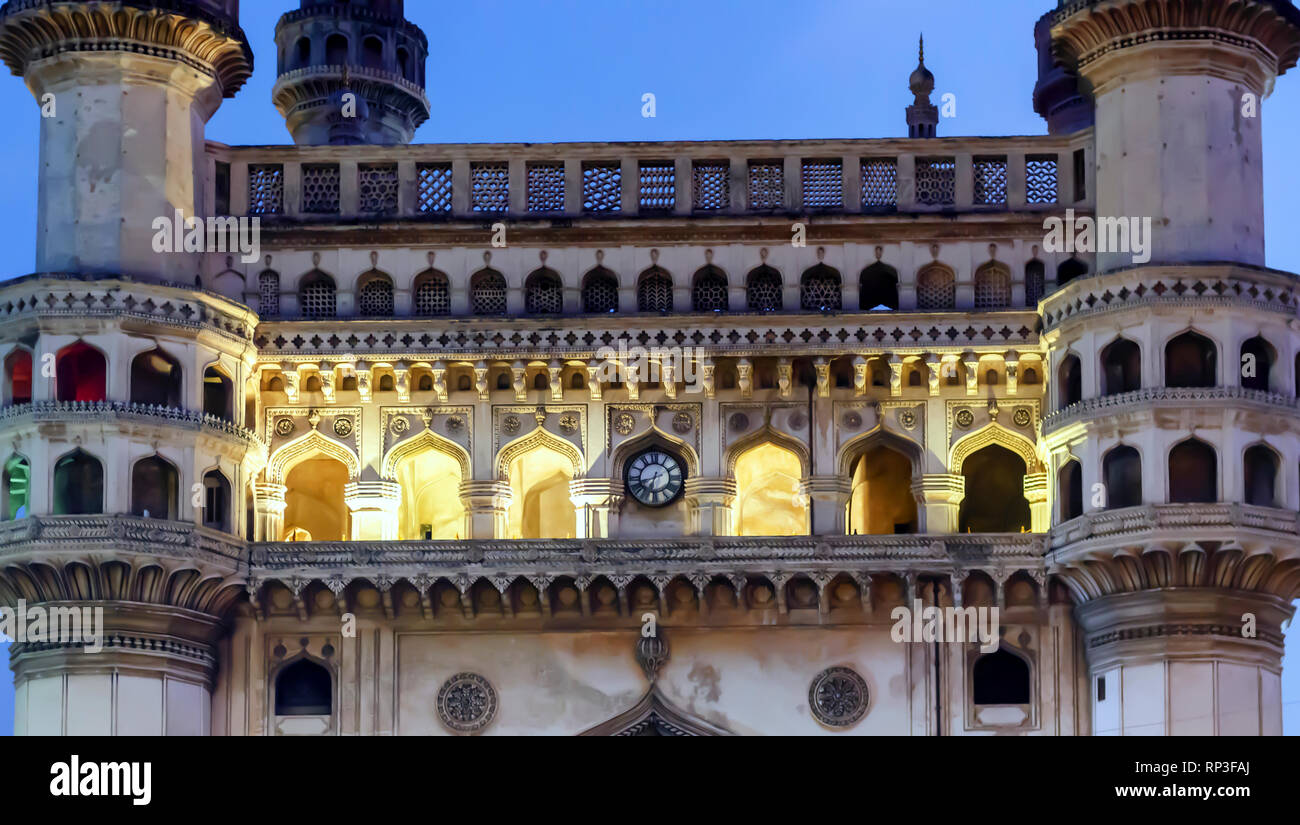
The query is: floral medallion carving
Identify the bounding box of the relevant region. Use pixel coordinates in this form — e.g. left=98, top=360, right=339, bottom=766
left=446, top=415, right=465, bottom=433
left=559, top=413, right=579, bottom=435
left=436, top=672, right=498, bottom=734
left=388, top=416, right=409, bottom=437
left=788, top=410, right=808, bottom=431
left=614, top=413, right=636, bottom=436
left=503, top=415, right=521, bottom=435
left=728, top=412, right=750, bottom=432
left=672, top=411, right=694, bottom=434
left=274, top=418, right=295, bottom=437
left=955, top=409, right=975, bottom=429
left=332, top=417, right=353, bottom=437
left=1013, top=408, right=1032, bottom=428
left=841, top=411, right=862, bottom=430
left=897, top=409, right=918, bottom=430
left=808, top=666, right=869, bottom=729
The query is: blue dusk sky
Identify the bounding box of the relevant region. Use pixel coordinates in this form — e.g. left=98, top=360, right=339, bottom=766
left=1, top=0, right=1299, bottom=735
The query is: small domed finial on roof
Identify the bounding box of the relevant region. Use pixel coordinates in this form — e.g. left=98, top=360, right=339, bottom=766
left=906, top=32, right=939, bottom=138
left=909, top=33, right=935, bottom=98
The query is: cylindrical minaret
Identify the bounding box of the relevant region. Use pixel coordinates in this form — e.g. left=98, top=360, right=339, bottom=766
left=1031, top=9, right=1093, bottom=135
left=905, top=36, right=939, bottom=139
left=0, top=0, right=253, bottom=284
left=272, top=0, right=430, bottom=145
left=1046, top=0, right=1300, bottom=270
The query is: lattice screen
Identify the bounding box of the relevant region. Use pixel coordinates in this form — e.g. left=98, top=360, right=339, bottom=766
left=748, top=161, right=784, bottom=210
left=692, top=267, right=729, bottom=311
left=973, top=264, right=1011, bottom=309
left=1026, top=155, right=1059, bottom=204
left=746, top=266, right=783, bottom=312
left=583, top=162, right=621, bottom=212
left=1024, top=261, right=1045, bottom=308
left=637, top=268, right=673, bottom=312
left=582, top=269, right=619, bottom=313
left=248, top=165, right=284, bottom=215
left=258, top=270, right=280, bottom=316
left=861, top=159, right=897, bottom=209
left=417, top=164, right=453, bottom=213
left=973, top=157, right=1008, bottom=206
left=639, top=162, right=675, bottom=210
left=471, top=162, right=509, bottom=212
left=414, top=272, right=450, bottom=316
left=692, top=161, right=730, bottom=210
left=525, top=270, right=563, bottom=314
left=915, top=158, right=956, bottom=205
left=916, top=266, right=955, bottom=310
left=358, top=163, right=398, bottom=214
left=357, top=277, right=394, bottom=316
left=801, top=159, right=843, bottom=209
left=301, top=164, right=341, bottom=214
left=801, top=265, right=842, bottom=311
left=527, top=162, right=565, bottom=212
left=300, top=275, right=337, bottom=318
left=470, top=270, right=508, bottom=315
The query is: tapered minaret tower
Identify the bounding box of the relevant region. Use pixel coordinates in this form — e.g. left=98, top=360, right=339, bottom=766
left=1040, top=0, right=1300, bottom=735
left=906, top=36, right=939, bottom=139
left=273, top=0, right=430, bottom=145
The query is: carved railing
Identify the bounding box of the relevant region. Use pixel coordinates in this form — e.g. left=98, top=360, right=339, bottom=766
left=1049, top=503, right=1300, bottom=551
left=0, top=401, right=266, bottom=451
left=1043, top=386, right=1299, bottom=432
left=0, top=515, right=247, bottom=565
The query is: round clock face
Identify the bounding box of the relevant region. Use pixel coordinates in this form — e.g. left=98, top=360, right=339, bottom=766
left=626, top=450, right=685, bottom=507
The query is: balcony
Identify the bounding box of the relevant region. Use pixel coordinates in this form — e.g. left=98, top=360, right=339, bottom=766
left=1042, top=386, right=1300, bottom=434
left=0, top=401, right=266, bottom=454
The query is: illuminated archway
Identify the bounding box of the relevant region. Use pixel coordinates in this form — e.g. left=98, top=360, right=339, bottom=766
left=846, top=444, right=918, bottom=535
left=505, top=442, right=577, bottom=539
left=958, top=444, right=1031, bottom=533
left=734, top=442, right=807, bottom=537
left=56, top=341, right=106, bottom=402
left=387, top=433, right=469, bottom=540
left=284, top=457, right=349, bottom=541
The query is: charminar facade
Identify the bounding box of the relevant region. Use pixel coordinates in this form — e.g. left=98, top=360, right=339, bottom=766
left=1, top=0, right=1298, bottom=736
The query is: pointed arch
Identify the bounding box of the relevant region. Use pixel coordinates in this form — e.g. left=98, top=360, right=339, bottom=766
left=495, top=427, right=585, bottom=480
left=836, top=425, right=923, bottom=478
left=949, top=423, right=1041, bottom=474
left=637, top=266, right=673, bottom=312
left=579, top=687, right=733, bottom=736
left=382, top=428, right=472, bottom=479
left=610, top=426, right=700, bottom=480
left=268, top=428, right=361, bottom=483
left=723, top=426, right=811, bottom=478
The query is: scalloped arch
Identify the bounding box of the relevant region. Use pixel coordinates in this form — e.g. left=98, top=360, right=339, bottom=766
left=382, top=427, right=471, bottom=479
left=950, top=423, right=1041, bottom=473
left=268, top=428, right=360, bottom=483
left=495, top=426, right=585, bottom=480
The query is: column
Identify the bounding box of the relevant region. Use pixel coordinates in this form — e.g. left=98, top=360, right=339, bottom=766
left=459, top=480, right=511, bottom=539
left=255, top=482, right=286, bottom=542
left=344, top=480, right=401, bottom=541
left=800, top=475, right=851, bottom=536
left=569, top=478, right=623, bottom=539
left=1023, top=472, right=1048, bottom=532
left=683, top=477, right=736, bottom=537
left=913, top=473, right=964, bottom=533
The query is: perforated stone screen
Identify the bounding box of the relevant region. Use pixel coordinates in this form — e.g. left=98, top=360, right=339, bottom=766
left=916, top=266, right=955, bottom=310
left=748, top=161, right=784, bottom=210
left=582, top=269, right=619, bottom=313
left=302, top=164, right=341, bottom=214
left=973, top=157, right=1008, bottom=206
left=801, top=265, right=842, bottom=311
left=692, top=266, right=729, bottom=311
left=915, top=158, right=956, bottom=206
left=471, top=270, right=508, bottom=315
left=525, top=270, right=563, bottom=314
left=300, top=275, right=337, bottom=318
left=358, top=277, right=394, bottom=316
left=471, top=162, right=509, bottom=212
left=359, top=163, right=398, bottom=214
left=527, top=162, right=565, bottom=212
left=692, top=161, right=730, bottom=210
left=973, top=264, right=1011, bottom=309
left=637, top=268, right=673, bottom=312
left=248, top=165, right=283, bottom=215
left=1026, top=155, right=1059, bottom=205
left=861, top=158, right=897, bottom=209
left=418, top=164, right=453, bottom=213
left=746, top=266, right=783, bottom=312
left=639, top=162, right=675, bottom=211
left=259, top=270, right=280, bottom=316
left=414, top=272, right=450, bottom=316
left=801, top=159, right=843, bottom=209
left=583, top=163, right=621, bottom=212
left=1025, top=260, right=1045, bottom=308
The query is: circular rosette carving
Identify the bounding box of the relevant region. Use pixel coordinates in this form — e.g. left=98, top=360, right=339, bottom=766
left=672, top=411, right=694, bottom=434
left=274, top=418, right=295, bottom=437
left=1013, top=408, right=1032, bottom=427
left=955, top=409, right=975, bottom=428
left=808, top=666, right=869, bottom=729
left=613, top=413, right=635, bottom=436
left=436, top=672, right=498, bottom=734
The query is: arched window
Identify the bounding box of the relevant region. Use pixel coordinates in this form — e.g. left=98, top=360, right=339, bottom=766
left=300, top=271, right=336, bottom=319
left=1243, top=445, right=1279, bottom=507
left=973, top=649, right=1031, bottom=705
left=1165, top=331, right=1217, bottom=388
left=362, top=36, right=384, bottom=70
left=692, top=265, right=729, bottom=312
left=1024, top=259, right=1045, bottom=307
left=859, top=262, right=898, bottom=311
left=916, top=264, right=955, bottom=310
left=1100, top=338, right=1140, bottom=396
left=56, top=341, right=107, bottom=403
left=958, top=444, right=1031, bottom=533
left=525, top=268, right=564, bottom=314
left=1059, top=460, right=1082, bottom=521
left=734, top=442, right=807, bottom=536
left=3, top=454, right=29, bottom=520
left=130, top=348, right=182, bottom=408
left=259, top=270, right=280, bottom=317
left=506, top=444, right=577, bottom=539
left=293, top=36, right=311, bottom=70
left=1103, top=445, right=1142, bottom=508
left=973, top=262, right=1011, bottom=310
left=54, top=450, right=102, bottom=515
left=203, top=366, right=234, bottom=421
left=582, top=267, right=619, bottom=314
left=470, top=269, right=507, bottom=315
left=132, top=455, right=178, bottom=520
left=800, top=264, right=841, bottom=311
left=1240, top=336, right=1274, bottom=392
left=1057, top=257, right=1087, bottom=286
left=637, top=267, right=673, bottom=313
left=396, top=47, right=412, bottom=81
left=1169, top=439, right=1217, bottom=503
left=275, top=659, right=332, bottom=716
left=1058, top=354, right=1082, bottom=407
left=202, top=469, right=232, bottom=532
left=356, top=272, right=394, bottom=317
left=284, top=457, right=350, bottom=541
left=413, top=269, right=450, bottom=316
left=417, top=374, right=433, bottom=392
left=325, top=34, right=348, bottom=65
left=847, top=445, right=917, bottom=534
left=570, top=372, right=585, bottom=390
left=5, top=349, right=32, bottom=405
left=746, top=265, right=783, bottom=312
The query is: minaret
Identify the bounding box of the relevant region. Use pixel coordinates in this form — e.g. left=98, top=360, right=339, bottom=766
left=273, top=0, right=430, bottom=145
left=0, top=0, right=252, bottom=284
left=906, top=36, right=939, bottom=139
left=1030, top=10, right=1093, bottom=135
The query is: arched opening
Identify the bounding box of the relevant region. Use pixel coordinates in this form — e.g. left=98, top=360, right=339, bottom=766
left=202, top=469, right=232, bottom=532
left=1024, top=259, right=1045, bottom=307
left=525, top=268, right=563, bottom=315
left=1240, top=336, right=1274, bottom=392
left=259, top=270, right=281, bottom=317
left=800, top=264, right=841, bottom=312
left=55, top=341, right=106, bottom=402
left=293, top=36, right=311, bottom=70
left=1058, top=354, right=1081, bottom=407
left=1059, top=460, right=1082, bottom=521
left=203, top=366, right=234, bottom=421
left=1165, top=331, right=1217, bottom=388
left=958, top=444, right=1030, bottom=533
left=300, top=271, right=337, bottom=319
left=1100, top=338, right=1140, bottom=396
left=5, top=349, right=31, bottom=405
left=859, top=262, right=898, bottom=311
left=470, top=269, right=507, bottom=315
left=325, top=34, right=348, bottom=65
left=1168, top=439, right=1217, bottom=503
left=734, top=442, right=806, bottom=536
left=692, top=265, right=729, bottom=312
left=973, top=262, right=1011, bottom=310
left=284, top=457, right=350, bottom=541
left=394, top=447, right=466, bottom=540
left=972, top=649, right=1031, bottom=705
left=1243, top=445, right=1279, bottom=507
left=413, top=269, right=450, bottom=316
left=1102, top=445, right=1142, bottom=508
left=396, top=47, right=412, bottom=81
left=275, top=659, right=332, bottom=716
left=846, top=444, right=916, bottom=534
left=916, top=263, right=955, bottom=310
left=506, top=444, right=576, bottom=539
left=130, top=348, right=182, bottom=408
left=356, top=272, right=394, bottom=317
left=54, top=450, right=102, bottom=515
left=2, top=454, right=29, bottom=520
left=582, top=268, right=619, bottom=314
left=745, top=265, right=782, bottom=312
left=131, top=455, right=178, bottom=520
left=361, top=36, right=384, bottom=70
left=637, top=267, right=673, bottom=313
left=1057, top=258, right=1087, bottom=286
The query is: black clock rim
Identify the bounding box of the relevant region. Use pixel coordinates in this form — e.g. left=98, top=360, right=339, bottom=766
left=624, top=448, right=686, bottom=507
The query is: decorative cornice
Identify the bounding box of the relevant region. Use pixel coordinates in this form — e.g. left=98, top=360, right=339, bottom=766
left=0, top=400, right=267, bottom=455
left=1043, top=386, right=1300, bottom=433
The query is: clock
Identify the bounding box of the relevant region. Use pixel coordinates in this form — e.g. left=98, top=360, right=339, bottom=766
left=625, top=449, right=685, bottom=507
